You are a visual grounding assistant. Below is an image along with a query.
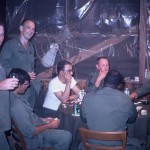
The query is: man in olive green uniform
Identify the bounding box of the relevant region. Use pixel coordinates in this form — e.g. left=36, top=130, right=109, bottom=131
left=0, top=19, right=41, bottom=108
left=0, top=22, right=18, bottom=150
left=86, top=57, right=110, bottom=93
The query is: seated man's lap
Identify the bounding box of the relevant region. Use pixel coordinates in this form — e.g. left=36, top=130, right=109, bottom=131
left=26, top=129, right=72, bottom=149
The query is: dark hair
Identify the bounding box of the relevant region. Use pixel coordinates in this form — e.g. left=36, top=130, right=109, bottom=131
left=104, top=70, right=124, bottom=89
left=8, top=68, right=30, bottom=85
left=57, top=61, right=72, bottom=74
left=96, top=57, right=109, bottom=64
left=20, top=19, right=35, bottom=26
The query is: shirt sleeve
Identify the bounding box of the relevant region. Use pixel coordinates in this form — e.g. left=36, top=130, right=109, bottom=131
left=0, top=41, right=13, bottom=75
left=127, top=100, right=138, bottom=124
left=135, top=83, right=150, bottom=98
left=80, top=95, right=88, bottom=123
left=11, top=102, right=36, bottom=138
left=50, top=78, right=62, bottom=93
left=71, top=77, right=77, bottom=89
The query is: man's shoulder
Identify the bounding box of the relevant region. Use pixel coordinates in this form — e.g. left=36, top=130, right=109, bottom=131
left=2, top=38, right=19, bottom=48
left=6, top=37, right=19, bottom=43
left=11, top=93, right=26, bottom=107
left=88, top=70, right=98, bottom=76
left=51, top=76, right=58, bottom=83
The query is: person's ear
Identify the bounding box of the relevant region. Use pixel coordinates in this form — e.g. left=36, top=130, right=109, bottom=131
left=96, top=64, right=99, bottom=70
left=19, top=26, right=23, bottom=32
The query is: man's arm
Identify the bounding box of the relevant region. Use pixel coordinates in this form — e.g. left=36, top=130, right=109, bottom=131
left=68, top=84, right=80, bottom=101
left=130, top=83, right=150, bottom=100
left=0, top=41, right=13, bottom=75
left=127, top=104, right=137, bottom=124
left=54, top=81, right=71, bottom=103
left=54, top=74, right=79, bottom=103
left=34, top=118, right=60, bottom=135
left=80, top=96, right=88, bottom=123
left=0, top=78, right=19, bottom=90
left=95, top=71, right=107, bottom=88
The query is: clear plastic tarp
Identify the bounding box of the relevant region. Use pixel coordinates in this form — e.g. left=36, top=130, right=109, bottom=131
left=5, top=0, right=140, bottom=79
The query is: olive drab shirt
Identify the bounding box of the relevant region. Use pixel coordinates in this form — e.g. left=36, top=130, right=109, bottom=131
left=86, top=70, right=104, bottom=93
left=0, top=63, right=10, bottom=132
left=0, top=37, right=35, bottom=74
left=0, top=37, right=41, bottom=108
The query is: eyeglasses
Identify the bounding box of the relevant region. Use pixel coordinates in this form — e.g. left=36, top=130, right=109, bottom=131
left=63, top=69, right=74, bottom=73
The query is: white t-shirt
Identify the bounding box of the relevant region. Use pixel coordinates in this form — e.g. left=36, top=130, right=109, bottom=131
left=43, top=76, right=77, bottom=111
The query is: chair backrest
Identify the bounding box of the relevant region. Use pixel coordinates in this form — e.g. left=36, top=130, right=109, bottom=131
left=79, top=128, right=127, bottom=150
left=11, top=118, right=54, bottom=150
left=11, top=118, right=27, bottom=150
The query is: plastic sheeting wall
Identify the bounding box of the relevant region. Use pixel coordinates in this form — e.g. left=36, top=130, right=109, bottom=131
left=4, top=0, right=140, bottom=79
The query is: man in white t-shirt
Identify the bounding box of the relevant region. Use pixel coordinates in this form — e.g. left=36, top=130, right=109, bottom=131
left=43, top=60, right=80, bottom=111
left=42, top=61, right=83, bottom=150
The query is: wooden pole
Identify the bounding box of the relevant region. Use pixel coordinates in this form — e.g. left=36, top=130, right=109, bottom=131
left=139, top=0, right=147, bottom=84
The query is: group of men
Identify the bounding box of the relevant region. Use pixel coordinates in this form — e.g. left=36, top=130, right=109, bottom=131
left=0, top=18, right=149, bottom=150
left=0, top=20, right=72, bottom=150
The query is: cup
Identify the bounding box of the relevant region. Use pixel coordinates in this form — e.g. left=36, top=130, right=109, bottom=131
left=141, top=110, right=147, bottom=115
left=134, top=76, right=139, bottom=81
left=73, top=103, right=80, bottom=116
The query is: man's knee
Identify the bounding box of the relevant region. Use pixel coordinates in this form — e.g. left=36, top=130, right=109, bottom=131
left=61, top=131, right=72, bottom=145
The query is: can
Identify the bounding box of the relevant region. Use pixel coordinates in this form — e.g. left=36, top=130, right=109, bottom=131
left=74, top=103, right=80, bottom=115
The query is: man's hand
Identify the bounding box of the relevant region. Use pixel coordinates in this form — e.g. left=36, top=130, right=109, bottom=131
left=41, top=117, right=53, bottom=123
left=0, top=78, right=19, bottom=90
left=98, top=71, right=108, bottom=80
left=130, top=92, right=138, bottom=100
left=34, top=118, right=60, bottom=135
left=47, top=118, right=60, bottom=129
left=95, top=71, right=108, bottom=88
left=64, top=72, right=72, bottom=84
left=28, top=72, right=36, bottom=81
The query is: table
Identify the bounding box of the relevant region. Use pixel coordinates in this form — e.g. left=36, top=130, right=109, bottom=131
left=127, top=100, right=150, bottom=144
left=60, top=101, right=150, bottom=145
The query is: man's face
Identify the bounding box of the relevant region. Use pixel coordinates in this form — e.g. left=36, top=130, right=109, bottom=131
left=18, top=80, right=29, bottom=94
left=96, top=58, right=109, bottom=73
left=20, top=20, right=35, bottom=40
left=0, top=25, right=4, bottom=46
left=62, top=64, right=74, bottom=76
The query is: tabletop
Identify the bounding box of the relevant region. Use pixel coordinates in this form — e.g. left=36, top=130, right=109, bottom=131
left=127, top=99, right=150, bottom=144
left=60, top=100, right=150, bottom=145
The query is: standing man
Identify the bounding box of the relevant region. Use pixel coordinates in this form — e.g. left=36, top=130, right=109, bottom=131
left=86, top=56, right=109, bottom=92
left=0, top=19, right=41, bottom=108
left=0, top=22, right=19, bottom=150
left=9, top=68, right=72, bottom=150
left=81, top=70, right=138, bottom=148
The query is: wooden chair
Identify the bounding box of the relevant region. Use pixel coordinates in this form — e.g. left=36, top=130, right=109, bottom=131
left=79, top=127, right=127, bottom=150
left=11, top=118, right=53, bottom=150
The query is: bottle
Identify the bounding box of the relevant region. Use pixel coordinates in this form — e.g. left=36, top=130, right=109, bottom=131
left=124, top=88, right=130, bottom=95
left=74, top=103, right=80, bottom=115
left=145, top=69, right=148, bottom=80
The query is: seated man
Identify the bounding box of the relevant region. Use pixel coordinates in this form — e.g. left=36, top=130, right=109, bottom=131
left=43, top=60, right=80, bottom=114
left=42, top=60, right=85, bottom=150
left=81, top=70, right=140, bottom=149
left=86, top=57, right=109, bottom=93
left=9, top=68, right=72, bottom=150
